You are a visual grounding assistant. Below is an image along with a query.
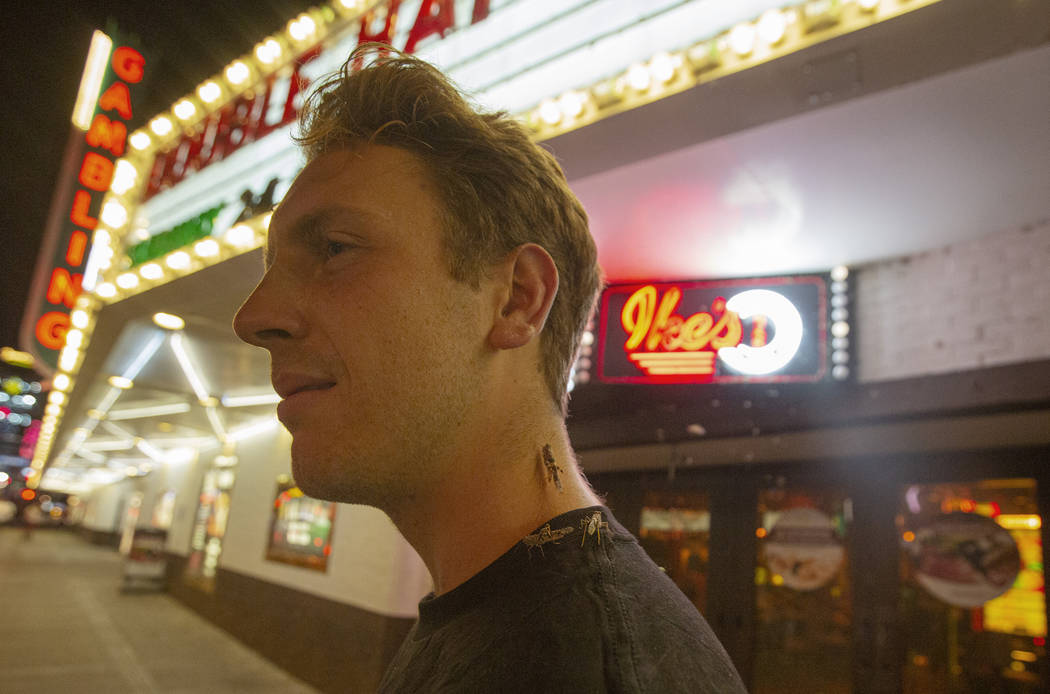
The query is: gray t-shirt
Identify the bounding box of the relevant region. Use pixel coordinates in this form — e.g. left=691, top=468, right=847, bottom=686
left=379, top=506, right=747, bottom=693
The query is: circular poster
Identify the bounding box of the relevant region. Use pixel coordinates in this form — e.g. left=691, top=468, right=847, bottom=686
left=906, top=512, right=1021, bottom=608
left=764, top=507, right=845, bottom=591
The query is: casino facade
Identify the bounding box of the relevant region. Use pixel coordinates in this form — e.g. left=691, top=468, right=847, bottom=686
left=23, top=1, right=1050, bottom=692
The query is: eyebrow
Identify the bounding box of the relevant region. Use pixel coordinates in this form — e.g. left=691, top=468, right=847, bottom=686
left=264, top=204, right=380, bottom=270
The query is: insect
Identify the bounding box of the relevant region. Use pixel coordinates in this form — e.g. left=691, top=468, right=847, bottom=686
left=542, top=444, right=564, bottom=492
left=580, top=511, right=610, bottom=547
left=522, top=523, right=574, bottom=556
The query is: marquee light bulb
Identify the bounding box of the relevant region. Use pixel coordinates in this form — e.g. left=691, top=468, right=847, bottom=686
left=858, top=0, right=880, bottom=10
left=225, top=61, right=251, bottom=86
left=116, top=272, right=139, bottom=289
left=626, top=63, right=651, bottom=92
left=830, top=265, right=849, bottom=281
left=173, top=99, right=197, bottom=121
left=70, top=309, right=89, bottom=329
left=53, top=374, right=72, bottom=391
left=110, top=159, right=138, bottom=195
left=289, top=15, right=317, bottom=42
left=649, top=52, right=677, bottom=84
left=226, top=224, right=256, bottom=248
left=255, top=38, right=282, bottom=65
left=166, top=251, right=191, bottom=270
left=559, top=91, right=586, bottom=120
left=48, top=391, right=66, bottom=405
left=197, top=81, right=222, bottom=104
left=757, top=9, right=787, bottom=45
left=538, top=99, right=561, bottom=126
left=150, top=116, right=173, bottom=137
left=728, top=23, right=756, bottom=56
left=194, top=239, right=220, bottom=257
left=129, top=131, right=152, bottom=151
left=140, top=263, right=164, bottom=280
left=100, top=200, right=128, bottom=228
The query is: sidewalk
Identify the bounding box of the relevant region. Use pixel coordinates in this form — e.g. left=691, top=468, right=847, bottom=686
left=0, top=526, right=319, bottom=694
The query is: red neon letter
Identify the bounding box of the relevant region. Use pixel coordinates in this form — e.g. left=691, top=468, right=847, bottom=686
left=46, top=268, right=83, bottom=309
left=86, top=114, right=127, bottom=156
left=78, top=152, right=115, bottom=192
left=99, top=81, right=132, bottom=119
left=66, top=230, right=88, bottom=267
left=35, top=312, right=70, bottom=351
left=472, top=0, right=490, bottom=23
left=404, top=0, right=455, bottom=54
left=70, top=190, right=98, bottom=230
left=112, top=46, right=145, bottom=84
left=358, top=1, right=401, bottom=46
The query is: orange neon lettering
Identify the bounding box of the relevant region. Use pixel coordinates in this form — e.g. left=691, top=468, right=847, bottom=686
left=112, top=46, right=145, bottom=84
left=98, top=81, right=132, bottom=119
left=35, top=312, right=70, bottom=350
left=46, top=268, right=83, bottom=308
left=78, top=152, right=115, bottom=192
left=620, top=285, right=743, bottom=376
left=70, top=190, right=98, bottom=229
left=66, top=230, right=88, bottom=267
left=621, top=285, right=657, bottom=350
left=86, top=114, right=127, bottom=156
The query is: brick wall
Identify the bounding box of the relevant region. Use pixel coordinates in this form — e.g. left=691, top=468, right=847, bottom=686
left=855, top=219, right=1050, bottom=382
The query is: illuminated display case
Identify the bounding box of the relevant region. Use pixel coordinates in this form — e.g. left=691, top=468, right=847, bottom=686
left=265, top=475, right=336, bottom=571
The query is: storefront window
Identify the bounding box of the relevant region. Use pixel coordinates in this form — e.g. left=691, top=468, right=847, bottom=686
left=752, top=485, right=853, bottom=694
left=638, top=490, right=710, bottom=612
left=898, top=478, right=1047, bottom=692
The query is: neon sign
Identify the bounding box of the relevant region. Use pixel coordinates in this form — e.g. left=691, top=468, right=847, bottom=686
left=21, top=31, right=144, bottom=374
left=598, top=276, right=827, bottom=384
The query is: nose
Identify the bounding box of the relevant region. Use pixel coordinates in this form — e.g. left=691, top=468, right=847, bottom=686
left=233, top=268, right=307, bottom=347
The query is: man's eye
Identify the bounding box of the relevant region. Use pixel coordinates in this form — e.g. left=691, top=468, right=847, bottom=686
left=324, top=240, right=350, bottom=258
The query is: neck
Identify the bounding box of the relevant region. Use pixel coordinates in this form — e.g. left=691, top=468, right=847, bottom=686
left=386, top=416, right=600, bottom=596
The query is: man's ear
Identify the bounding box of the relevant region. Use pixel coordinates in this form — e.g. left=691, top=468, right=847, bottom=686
left=488, top=243, right=559, bottom=350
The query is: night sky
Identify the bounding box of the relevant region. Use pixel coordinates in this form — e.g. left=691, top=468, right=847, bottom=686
left=0, top=1, right=318, bottom=363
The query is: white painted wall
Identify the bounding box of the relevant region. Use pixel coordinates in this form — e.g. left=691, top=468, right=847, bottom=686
left=855, top=219, right=1050, bottom=382
left=79, top=425, right=432, bottom=618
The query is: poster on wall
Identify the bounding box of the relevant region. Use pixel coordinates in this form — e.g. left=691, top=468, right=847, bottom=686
left=184, top=464, right=237, bottom=591
left=762, top=507, right=845, bottom=591
left=904, top=512, right=1021, bottom=608
left=265, top=476, right=336, bottom=571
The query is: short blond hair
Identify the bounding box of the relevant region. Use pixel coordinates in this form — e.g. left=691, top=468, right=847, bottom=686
left=296, top=45, right=602, bottom=412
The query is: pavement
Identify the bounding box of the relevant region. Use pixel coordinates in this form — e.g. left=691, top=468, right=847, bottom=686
left=0, top=526, right=319, bottom=693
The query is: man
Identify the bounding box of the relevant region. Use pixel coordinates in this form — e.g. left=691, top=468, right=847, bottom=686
left=234, top=45, right=746, bottom=693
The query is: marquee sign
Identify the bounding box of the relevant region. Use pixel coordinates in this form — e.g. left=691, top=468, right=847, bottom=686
left=21, top=31, right=145, bottom=374
left=597, top=276, right=828, bottom=384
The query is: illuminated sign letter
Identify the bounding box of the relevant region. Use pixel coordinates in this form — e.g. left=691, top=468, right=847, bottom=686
left=405, top=0, right=455, bottom=54
left=358, top=0, right=401, bottom=46
left=86, top=114, right=127, bottom=156
left=78, top=151, right=115, bottom=192
left=99, top=81, right=132, bottom=119
left=112, top=46, right=145, bottom=83
left=66, top=230, right=88, bottom=267
left=46, top=268, right=83, bottom=308
left=35, top=312, right=71, bottom=351
left=70, top=190, right=98, bottom=229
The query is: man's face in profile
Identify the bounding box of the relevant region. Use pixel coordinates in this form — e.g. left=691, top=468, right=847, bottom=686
left=234, top=145, right=489, bottom=506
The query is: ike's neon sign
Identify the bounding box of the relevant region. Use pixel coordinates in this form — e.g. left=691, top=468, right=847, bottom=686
left=598, top=277, right=827, bottom=384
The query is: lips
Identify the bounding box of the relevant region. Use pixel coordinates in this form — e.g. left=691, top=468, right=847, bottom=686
left=273, top=372, right=336, bottom=424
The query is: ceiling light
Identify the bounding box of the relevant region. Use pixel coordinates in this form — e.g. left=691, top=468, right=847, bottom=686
left=107, top=402, right=192, bottom=421
left=108, top=375, right=133, bottom=390
left=228, top=417, right=279, bottom=442
left=171, top=333, right=211, bottom=402
left=221, top=392, right=280, bottom=407
left=153, top=312, right=184, bottom=330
